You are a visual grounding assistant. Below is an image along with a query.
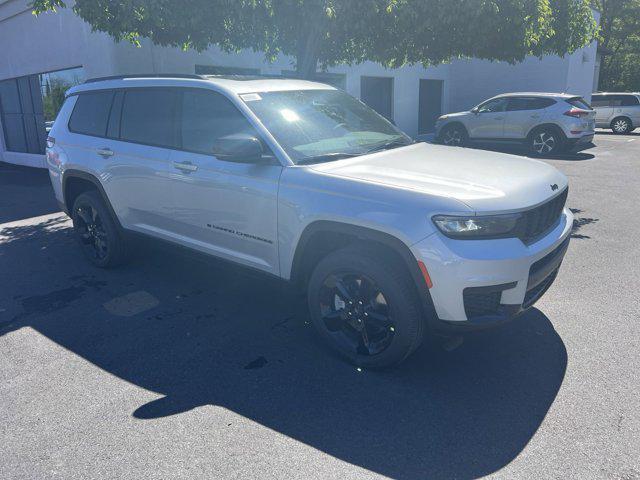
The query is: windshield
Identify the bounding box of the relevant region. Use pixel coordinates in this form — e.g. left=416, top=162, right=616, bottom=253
left=241, top=89, right=412, bottom=164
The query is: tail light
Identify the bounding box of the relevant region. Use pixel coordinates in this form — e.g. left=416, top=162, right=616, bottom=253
left=46, top=136, right=55, bottom=148
left=564, top=108, right=589, bottom=118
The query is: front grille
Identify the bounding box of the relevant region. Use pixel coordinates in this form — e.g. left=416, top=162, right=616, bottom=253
left=516, top=188, right=568, bottom=244
left=463, top=290, right=502, bottom=319
left=523, top=269, right=558, bottom=308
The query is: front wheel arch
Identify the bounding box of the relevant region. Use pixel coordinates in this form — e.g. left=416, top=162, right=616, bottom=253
left=439, top=122, right=469, bottom=146
left=289, top=221, right=437, bottom=321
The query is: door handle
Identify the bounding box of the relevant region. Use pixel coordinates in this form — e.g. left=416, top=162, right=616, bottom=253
left=173, top=161, right=198, bottom=172
left=97, top=148, right=114, bottom=158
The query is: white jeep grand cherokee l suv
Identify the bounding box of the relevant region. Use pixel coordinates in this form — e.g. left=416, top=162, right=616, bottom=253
left=46, top=75, right=573, bottom=368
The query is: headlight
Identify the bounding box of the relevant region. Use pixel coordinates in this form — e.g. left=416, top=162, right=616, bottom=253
left=432, top=213, right=521, bottom=239
left=437, top=115, right=448, bottom=122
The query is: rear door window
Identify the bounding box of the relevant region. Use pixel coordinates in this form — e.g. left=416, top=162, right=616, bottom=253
left=507, top=97, right=555, bottom=111
left=68, top=91, right=114, bottom=136
left=120, top=88, right=180, bottom=148
left=610, top=94, right=640, bottom=107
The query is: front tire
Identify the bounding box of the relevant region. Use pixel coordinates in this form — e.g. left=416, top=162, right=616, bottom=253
left=440, top=124, right=468, bottom=147
left=611, top=117, right=632, bottom=134
left=307, top=246, right=425, bottom=368
left=72, top=191, right=128, bottom=268
left=529, top=127, right=564, bottom=156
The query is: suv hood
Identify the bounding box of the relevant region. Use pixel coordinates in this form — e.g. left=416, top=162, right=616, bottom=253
left=309, top=143, right=568, bottom=213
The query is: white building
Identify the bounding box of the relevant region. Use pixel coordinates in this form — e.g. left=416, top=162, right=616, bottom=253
left=0, top=0, right=599, bottom=168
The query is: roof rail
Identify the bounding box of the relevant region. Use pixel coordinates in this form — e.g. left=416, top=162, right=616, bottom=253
left=84, top=73, right=204, bottom=84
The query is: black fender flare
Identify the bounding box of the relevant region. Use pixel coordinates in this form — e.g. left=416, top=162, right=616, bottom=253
left=62, top=169, right=123, bottom=229
left=290, top=220, right=435, bottom=316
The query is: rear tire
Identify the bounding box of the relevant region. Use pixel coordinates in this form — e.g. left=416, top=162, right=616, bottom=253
left=307, top=246, right=425, bottom=368
left=440, top=123, right=468, bottom=147
left=529, top=126, right=564, bottom=156
left=611, top=117, right=632, bottom=134
left=72, top=191, right=128, bottom=268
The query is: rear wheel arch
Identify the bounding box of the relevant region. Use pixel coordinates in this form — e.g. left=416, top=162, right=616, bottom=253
left=63, top=170, right=122, bottom=229
left=527, top=123, right=566, bottom=141
left=290, top=221, right=434, bottom=314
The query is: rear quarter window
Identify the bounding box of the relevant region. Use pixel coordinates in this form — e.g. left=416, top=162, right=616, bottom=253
left=566, top=97, right=592, bottom=110
left=68, top=91, right=115, bottom=136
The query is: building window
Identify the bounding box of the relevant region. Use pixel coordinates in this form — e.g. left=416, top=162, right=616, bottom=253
left=360, top=76, right=393, bottom=122
left=195, top=65, right=261, bottom=76
left=0, top=66, right=84, bottom=154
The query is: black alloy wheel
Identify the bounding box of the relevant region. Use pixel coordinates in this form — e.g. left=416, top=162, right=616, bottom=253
left=75, top=204, right=109, bottom=262
left=72, top=190, right=128, bottom=268
left=318, top=273, right=396, bottom=357
left=308, top=246, right=425, bottom=368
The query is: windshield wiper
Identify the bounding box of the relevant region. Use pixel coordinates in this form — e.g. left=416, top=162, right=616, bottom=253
left=364, top=138, right=414, bottom=154
left=296, top=152, right=363, bottom=165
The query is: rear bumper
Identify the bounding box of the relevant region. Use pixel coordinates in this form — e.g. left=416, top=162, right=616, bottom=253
left=566, top=133, right=594, bottom=149
left=412, top=207, right=573, bottom=331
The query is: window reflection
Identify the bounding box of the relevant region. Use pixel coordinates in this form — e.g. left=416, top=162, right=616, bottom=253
left=0, top=66, right=84, bottom=154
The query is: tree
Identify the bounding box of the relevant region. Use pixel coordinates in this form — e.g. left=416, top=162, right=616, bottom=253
left=592, top=0, right=640, bottom=91
left=32, top=0, right=598, bottom=79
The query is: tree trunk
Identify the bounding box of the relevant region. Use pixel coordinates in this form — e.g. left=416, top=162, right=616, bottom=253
left=295, top=19, right=322, bottom=79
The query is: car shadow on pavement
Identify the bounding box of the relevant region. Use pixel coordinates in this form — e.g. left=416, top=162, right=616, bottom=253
left=0, top=215, right=569, bottom=480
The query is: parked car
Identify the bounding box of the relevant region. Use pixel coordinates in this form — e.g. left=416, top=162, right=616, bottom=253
left=435, top=92, right=595, bottom=155
left=46, top=75, right=573, bottom=368
left=591, top=92, right=640, bottom=134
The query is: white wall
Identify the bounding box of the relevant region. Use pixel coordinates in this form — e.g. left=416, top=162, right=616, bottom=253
left=107, top=41, right=450, bottom=137
left=0, top=0, right=598, bottom=167
left=0, top=0, right=116, bottom=166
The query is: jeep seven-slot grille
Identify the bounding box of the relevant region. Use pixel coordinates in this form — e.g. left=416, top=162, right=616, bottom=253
left=516, top=188, right=568, bottom=244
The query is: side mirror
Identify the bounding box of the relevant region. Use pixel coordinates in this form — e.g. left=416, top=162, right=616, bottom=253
left=471, top=107, right=480, bottom=115
left=212, top=134, right=267, bottom=163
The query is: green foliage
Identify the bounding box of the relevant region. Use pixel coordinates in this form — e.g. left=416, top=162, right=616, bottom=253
left=32, top=0, right=597, bottom=78
left=592, top=0, right=640, bottom=91
left=42, top=78, right=71, bottom=122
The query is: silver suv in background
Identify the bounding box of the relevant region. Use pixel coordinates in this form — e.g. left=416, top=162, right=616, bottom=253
left=435, top=93, right=595, bottom=155
left=591, top=92, right=640, bottom=134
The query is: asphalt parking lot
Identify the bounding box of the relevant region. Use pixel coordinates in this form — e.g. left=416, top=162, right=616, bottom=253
left=1, top=133, right=639, bottom=480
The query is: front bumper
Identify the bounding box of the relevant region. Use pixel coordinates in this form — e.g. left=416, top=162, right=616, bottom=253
left=412, top=207, right=573, bottom=330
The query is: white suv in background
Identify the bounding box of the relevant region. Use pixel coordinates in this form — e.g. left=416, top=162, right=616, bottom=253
left=591, top=92, right=640, bottom=134
left=47, top=75, right=573, bottom=368
left=435, top=93, right=595, bottom=155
